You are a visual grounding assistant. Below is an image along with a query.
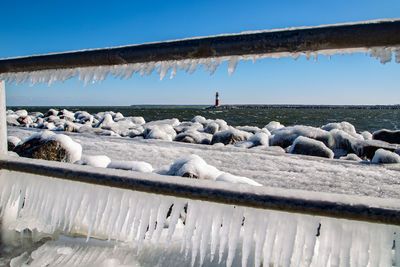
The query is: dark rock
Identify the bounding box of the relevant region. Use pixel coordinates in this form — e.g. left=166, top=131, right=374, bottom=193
left=351, top=139, right=399, bottom=160
left=372, top=129, right=400, bottom=144
left=14, top=138, right=68, bottom=162
left=43, top=109, right=58, bottom=118
left=289, top=136, right=334, bottom=158
left=182, top=172, right=199, bottom=179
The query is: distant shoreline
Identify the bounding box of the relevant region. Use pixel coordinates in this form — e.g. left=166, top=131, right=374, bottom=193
left=206, top=104, right=400, bottom=110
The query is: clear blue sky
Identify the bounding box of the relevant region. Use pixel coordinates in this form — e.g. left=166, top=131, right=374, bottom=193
left=1, top=0, right=399, bottom=106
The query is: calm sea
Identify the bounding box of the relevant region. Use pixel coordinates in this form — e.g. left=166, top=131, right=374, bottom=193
left=8, top=105, right=400, bottom=133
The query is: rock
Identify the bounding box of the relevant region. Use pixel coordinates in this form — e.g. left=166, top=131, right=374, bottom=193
left=204, top=122, right=219, bottom=134
left=58, top=109, right=75, bottom=121
left=7, top=136, right=21, bottom=151
left=236, top=126, right=261, bottom=134
left=372, top=129, right=400, bottom=144
left=235, top=132, right=269, bottom=148
left=211, top=128, right=252, bottom=145
left=339, top=153, right=362, bottom=162
left=270, top=126, right=334, bottom=149
left=289, top=136, right=334, bottom=158
left=372, top=149, right=400, bottom=164
left=6, top=115, right=20, bottom=126
left=351, top=139, right=399, bottom=160
left=44, top=108, right=58, bottom=117
left=15, top=110, right=28, bottom=117
left=182, top=172, right=199, bottom=178
left=95, top=113, right=115, bottom=128
left=360, top=131, right=373, bottom=140
left=14, top=131, right=82, bottom=163
left=17, top=116, right=33, bottom=125
left=174, top=130, right=211, bottom=144
left=321, top=121, right=357, bottom=136
left=174, top=122, right=203, bottom=133
left=264, top=121, right=284, bottom=132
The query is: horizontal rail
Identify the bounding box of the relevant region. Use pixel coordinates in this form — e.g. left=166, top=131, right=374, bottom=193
left=1, top=156, right=400, bottom=226
left=1, top=19, right=400, bottom=74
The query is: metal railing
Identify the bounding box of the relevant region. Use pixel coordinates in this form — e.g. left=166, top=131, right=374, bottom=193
left=1, top=19, right=400, bottom=226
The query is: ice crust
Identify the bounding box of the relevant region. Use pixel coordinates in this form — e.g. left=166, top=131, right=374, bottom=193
left=1, top=46, right=399, bottom=86
left=1, top=170, right=399, bottom=267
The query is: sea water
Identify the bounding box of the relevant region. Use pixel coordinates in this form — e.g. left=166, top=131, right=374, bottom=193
left=8, top=105, right=400, bottom=133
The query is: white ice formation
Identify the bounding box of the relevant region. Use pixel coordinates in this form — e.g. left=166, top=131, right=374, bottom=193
left=1, top=46, right=399, bottom=86
left=1, top=170, right=399, bottom=267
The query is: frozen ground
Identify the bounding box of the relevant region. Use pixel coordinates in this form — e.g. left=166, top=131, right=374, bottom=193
left=8, top=126, right=400, bottom=199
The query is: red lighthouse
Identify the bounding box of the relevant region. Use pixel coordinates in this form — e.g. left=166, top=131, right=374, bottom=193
left=215, top=92, right=220, bottom=107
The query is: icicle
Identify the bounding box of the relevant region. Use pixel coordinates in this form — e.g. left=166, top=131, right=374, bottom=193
left=227, top=56, right=239, bottom=75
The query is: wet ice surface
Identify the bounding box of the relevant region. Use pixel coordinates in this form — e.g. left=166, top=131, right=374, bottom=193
left=8, top=127, right=400, bottom=199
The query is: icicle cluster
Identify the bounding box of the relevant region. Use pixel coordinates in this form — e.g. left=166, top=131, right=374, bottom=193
left=1, top=169, right=400, bottom=267
left=0, top=46, right=399, bottom=87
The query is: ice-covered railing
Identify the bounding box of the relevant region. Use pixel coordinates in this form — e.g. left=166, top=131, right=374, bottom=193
left=1, top=157, right=400, bottom=267
left=0, top=19, right=400, bottom=85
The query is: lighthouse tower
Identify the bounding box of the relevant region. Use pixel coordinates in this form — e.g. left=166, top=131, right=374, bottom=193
left=215, top=92, right=220, bottom=107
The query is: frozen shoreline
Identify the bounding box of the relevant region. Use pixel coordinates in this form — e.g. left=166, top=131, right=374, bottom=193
left=8, top=126, right=400, bottom=199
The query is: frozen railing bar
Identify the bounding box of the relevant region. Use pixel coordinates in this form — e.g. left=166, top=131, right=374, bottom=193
left=0, top=19, right=400, bottom=74
left=1, top=156, right=400, bottom=226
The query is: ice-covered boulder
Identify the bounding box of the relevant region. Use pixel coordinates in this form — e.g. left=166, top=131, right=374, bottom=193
left=107, top=160, right=153, bottom=173
left=95, top=113, right=115, bottom=128
left=270, top=125, right=334, bottom=149
left=351, top=139, right=399, bottom=160
left=7, top=136, right=21, bottom=151
left=372, top=129, right=400, bottom=144
left=339, top=153, right=362, bottom=162
left=15, top=109, right=28, bottom=117
left=235, top=132, right=269, bottom=148
left=174, top=130, right=212, bottom=144
left=144, top=124, right=177, bottom=141
left=191, top=115, right=208, bottom=125
left=321, top=121, right=357, bottom=136
left=157, top=154, right=221, bottom=179
left=204, top=122, right=219, bottom=134
left=14, top=131, right=82, bottom=163
left=264, top=121, right=284, bottom=132
left=17, top=116, right=33, bottom=125
left=76, top=155, right=111, bottom=168
left=289, top=136, right=334, bottom=158
left=236, top=126, right=261, bottom=134
left=64, top=121, right=82, bottom=132
left=58, top=109, right=75, bottom=121
left=372, top=149, right=400, bottom=164
left=44, top=108, right=58, bottom=117
left=361, top=131, right=373, bottom=140
left=125, top=116, right=145, bottom=125
left=174, top=122, right=204, bottom=133
left=158, top=154, right=261, bottom=186
left=211, top=128, right=252, bottom=145
left=6, top=114, right=19, bottom=126
left=144, top=118, right=180, bottom=128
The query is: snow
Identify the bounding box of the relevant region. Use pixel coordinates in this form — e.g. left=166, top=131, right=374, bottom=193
left=108, top=160, right=153, bottom=173
left=372, top=148, right=400, bottom=164
left=76, top=155, right=111, bottom=168
left=2, top=46, right=399, bottom=86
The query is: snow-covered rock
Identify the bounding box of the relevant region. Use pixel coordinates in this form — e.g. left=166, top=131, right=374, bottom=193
left=372, top=149, right=400, bottom=164
left=270, top=125, right=334, bottom=148
left=339, top=153, right=362, bottom=162
left=321, top=121, right=357, bottom=136
left=174, top=130, right=212, bottom=144
left=144, top=124, right=176, bottom=141
left=15, top=109, right=28, bottom=117
left=236, top=126, right=261, bottom=134
left=235, top=132, right=269, bottom=148
left=7, top=136, right=21, bottom=151
left=211, top=128, right=252, bottom=145
left=289, top=136, right=334, bottom=158
left=14, top=131, right=82, bottom=163
left=361, top=131, right=373, bottom=140
left=264, top=121, right=284, bottom=132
